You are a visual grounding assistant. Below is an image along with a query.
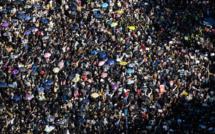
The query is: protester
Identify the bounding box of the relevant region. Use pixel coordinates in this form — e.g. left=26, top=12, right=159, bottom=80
left=0, top=0, right=215, bottom=133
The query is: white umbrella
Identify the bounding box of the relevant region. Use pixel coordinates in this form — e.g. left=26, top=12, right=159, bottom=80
left=42, top=36, right=49, bottom=40
left=128, top=63, right=136, bottom=68
left=127, top=80, right=134, bottom=85
left=3, top=31, right=11, bottom=36
left=10, top=55, right=18, bottom=59
left=53, top=67, right=60, bottom=73
left=44, top=125, right=55, bottom=133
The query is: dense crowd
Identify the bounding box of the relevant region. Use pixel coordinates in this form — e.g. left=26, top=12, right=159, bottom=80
left=0, top=0, right=215, bottom=133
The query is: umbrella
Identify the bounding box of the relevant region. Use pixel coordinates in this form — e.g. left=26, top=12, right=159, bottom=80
left=91, top=93, right=99, bottom=98
left=94, top=13, right=103, bottom=19
left=128, top=63, right=136, bottom=68
left=77, top=118, right=86, bottom=123
left=3, top=31, right=11, bottom=36
left=45, top=80, right=53, bottom=85
left=137, top=3, right=144, bottom=7
left=107, top=59, right=115, bottom=65
left=34, top=4, right=41, bottom=8
left=25, top=16, right=31, bottom=21
left=99, top=52, right=106, bottom=59
left=82, top=71, right=91, bottom=75
left=17, top=14, right=25, bottom=19
left=1, top=10, right=8, bottom=14
left=41, top=19, right=48, bottom=23
left=126, top=69, right=134, bottom=74
left=111, top=22, right=118, bottom=27
left=44, top=125, right=55, bottom=133
left=112, top=83, right=119, bottom=90
left=101, top=3, right=108, bottom=8
left=141, top=95, right=150, bottom=101
left=12, top=19, right=18, bottom=22
left=24, top=5, right=32, bottom=9
left=68, top=74, right=75, bottom=80
left=44, top=85, right=51, bottom=90
left=128, top=26, right=135, bottom=30
left=98, top=61, right=105, bottom=66
left=2, top=23, right=9, bottom=27
left=24, top=30, right=31, bottom=35
left=37, top=87, right=44, bottom=92
left=88, top=78, right=94, bottom=83
left=31, top=71, right=38, bottom=76
left=81, top=98, right=90, bottom=103
left=71, top=11, right=77, bottom=15
left=0, top=82, right=7, bottom=88
left=115, top=10, right=123, bottom=14
left=127, top=80, right=134, bottom=85
left=91, top=50, right=99, bottom=55
left=44, top=53, right=51, bottom=58
left=72, top=77, right=80, bottom=82
left=8, top=82, right=17, bottom=89
left=12, top=70, right=19, bottom=75
left=42, top=36, right=49, bottom=40
left=13, top=96, right=21, bottom=101
left=10, top=55, right=18, bottom=59
left=46, top=117, right=55, bottom=122
left=70, top=5, right=77, bottom=11
left=19, top=67, right=27, bottom=72
left=72, top=26, right=79, bottom=30
left=101, top=73, right=108, bottom=78
left=156, top=50, right=164, bottom=56
left=99, top=37, right=106, bottom=42
left=25, top=95, right=34, bottom=100
left=92, top=9, right=99, bottom=12
left=53, top=67, right=60, bottom=73
left=58, top=61, right=64, bottom=68
left=32, top=28, right=38, bottom=32
left=19, top=11, right=25, bottom=14
left=119, top=61, right=127, bottom=65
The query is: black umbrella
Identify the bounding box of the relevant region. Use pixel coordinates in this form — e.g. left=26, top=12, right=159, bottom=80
left=141, top=95, right=150, bottom=101
left=31, top=71, right=38, bottom=76
left=19, top=67, right=27, bottom=72
left=70, top=5, right=77, bottom=11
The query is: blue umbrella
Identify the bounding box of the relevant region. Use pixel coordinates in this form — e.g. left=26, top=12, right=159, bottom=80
left=68, top=74, right=75, bottom=80
left=107, top=59, right=115, bottom=65
left=19, top=0, right=25, bottom=1
left=24, top=30, right=31, bottom=35
left=0, top=82, right=7, bottom=88
left=77, top=118, right=86, bottom=123
left=72, top=26, right=79, bottom=30
left=46, top=117, right=55, bottom=122
left=25, top=16, right=31, bottom=21
left=17, top=14, right=25, bottom=19
left=94, top=13, right=103, bottom=19
left=101, top=3, right=108, bottom=8
left=41, top=19, right=48, bottom=23
left=13, top=96, right=21, bottom=101
left=137, top=3, right=144, bottom=7
left=81, top=99, right=90, bottom=103
left=92, top=9, right=99, bottom=12
left=1, top=10, right=8, bottom=14
left=34, top=4, right=41, bottom=8
left=19, top=11, right=25, bottom=14
left=126, top=69, right=134, bottom=74
left=99, top=52, right=106, bottom=59
left=44, top=85, right=51, bottom=90
left=37, top=87, right=44, bottom=92
left=91, top=50, right=99, bottom=55
left=45, top=80, right=53, bottom=85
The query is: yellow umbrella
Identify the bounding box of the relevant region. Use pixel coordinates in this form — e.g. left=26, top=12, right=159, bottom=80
left=119, top=61, right=127, bottom=65
left=183, top=91, right=188, bottom=96
left=115, top=10, right=123, bottom=14
left=72, top=77, right=80, bottom=82
left=111, top=22, right=118, bottom=27
left=128, top=26, right=135, bottom=30
left=91, top=93, right=100, bottom=98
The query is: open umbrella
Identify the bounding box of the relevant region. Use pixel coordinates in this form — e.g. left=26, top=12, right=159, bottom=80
left=8, top=82, right=17, bottom=89
left=46, top=117, right=55, bottom=122
left=37, top=87, right=44, bottom=92
left=58, top=61, right=64, bottom=68
left=72, top=26, right=79, bottom=30
left=91, top=93, right=99, bottom=98
left=24, top=5, right=32, bottom=9
left=72, top=77, right=80, bottom=82
left=2, top=23, right=9, bottom=27
left=141, top=95, right=150, bottom=101
left=31, top=71, right=38, bottom=76
left=70, top=5, right=77, bottom=11
left=34, top=4, right=41, bottom=8
left=42, top=36, right=49, bottom=40
left=101, top=3, right=108, bottom=8
left=12, top=70, right=19, bottom=75
left=68, top=74, right=75, bottom=80
left=3, top=31, right=11, bottom=36
left=19, top=11, right=26, bottom=14
left=112, top=83, right=119, bottom=90
left=92, top=9, right=99, bottom=12
left=13, top=96, right=21, bottom=101
left=44, top=85, right=51, bottom=90
left=44, top=53, right=51, bottom=58
left=128, top=26, right=135, bottom=30
left=32, top=28, right=38, bottom=32
left=1, top=10, right=8, bottom=14
left=156, top=50, right=164, bottom=56
left=128, top=63, right=136, bottom=68
left=81, top=98, right=90, bottom=103
left=99, top=52, right=106, bottom=59
left=44, top=125, right=55, bottom=133
left=25, top=95, right=34, bottom=100
left=41, top=19, right=48, bottom=23
left=17, top=14, right=25, bottom=19
left=119, top=61, right=127, bottom=65
left=111, top=22, right=118, bottom=27
left=45, top=80, right=53, bottom=85
left=101, top=73, right=108, bottom=78
left=24, top=30, right=31, bottom=35
left=0, top=82, right=7, bottom=88
left=91, top=50, right=99, bottom=55
left=99, top=37, right=106, bottom=42
left=127, top=80, right=135, bottom=85
left=82, top=71, right=91, bottom=76
left=25, top=16, right=31, bottom=21
left=98, top=61, right=105, bottom=66
left=126, top=69, right=134, bottom=74
left=115, top=10, right=123, bottom=14
left=94, top=13, right=103, bottom=19
left=77, top=118, right=86, bottom=123
left=53, top=67, right=60, bottom=73
left=107, top=59, right=115, bottom=65
left=19, top=67, right=27, bottom=72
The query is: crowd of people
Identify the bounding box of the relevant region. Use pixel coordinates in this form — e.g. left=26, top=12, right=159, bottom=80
left=0, top=0, right=215, bottom=133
